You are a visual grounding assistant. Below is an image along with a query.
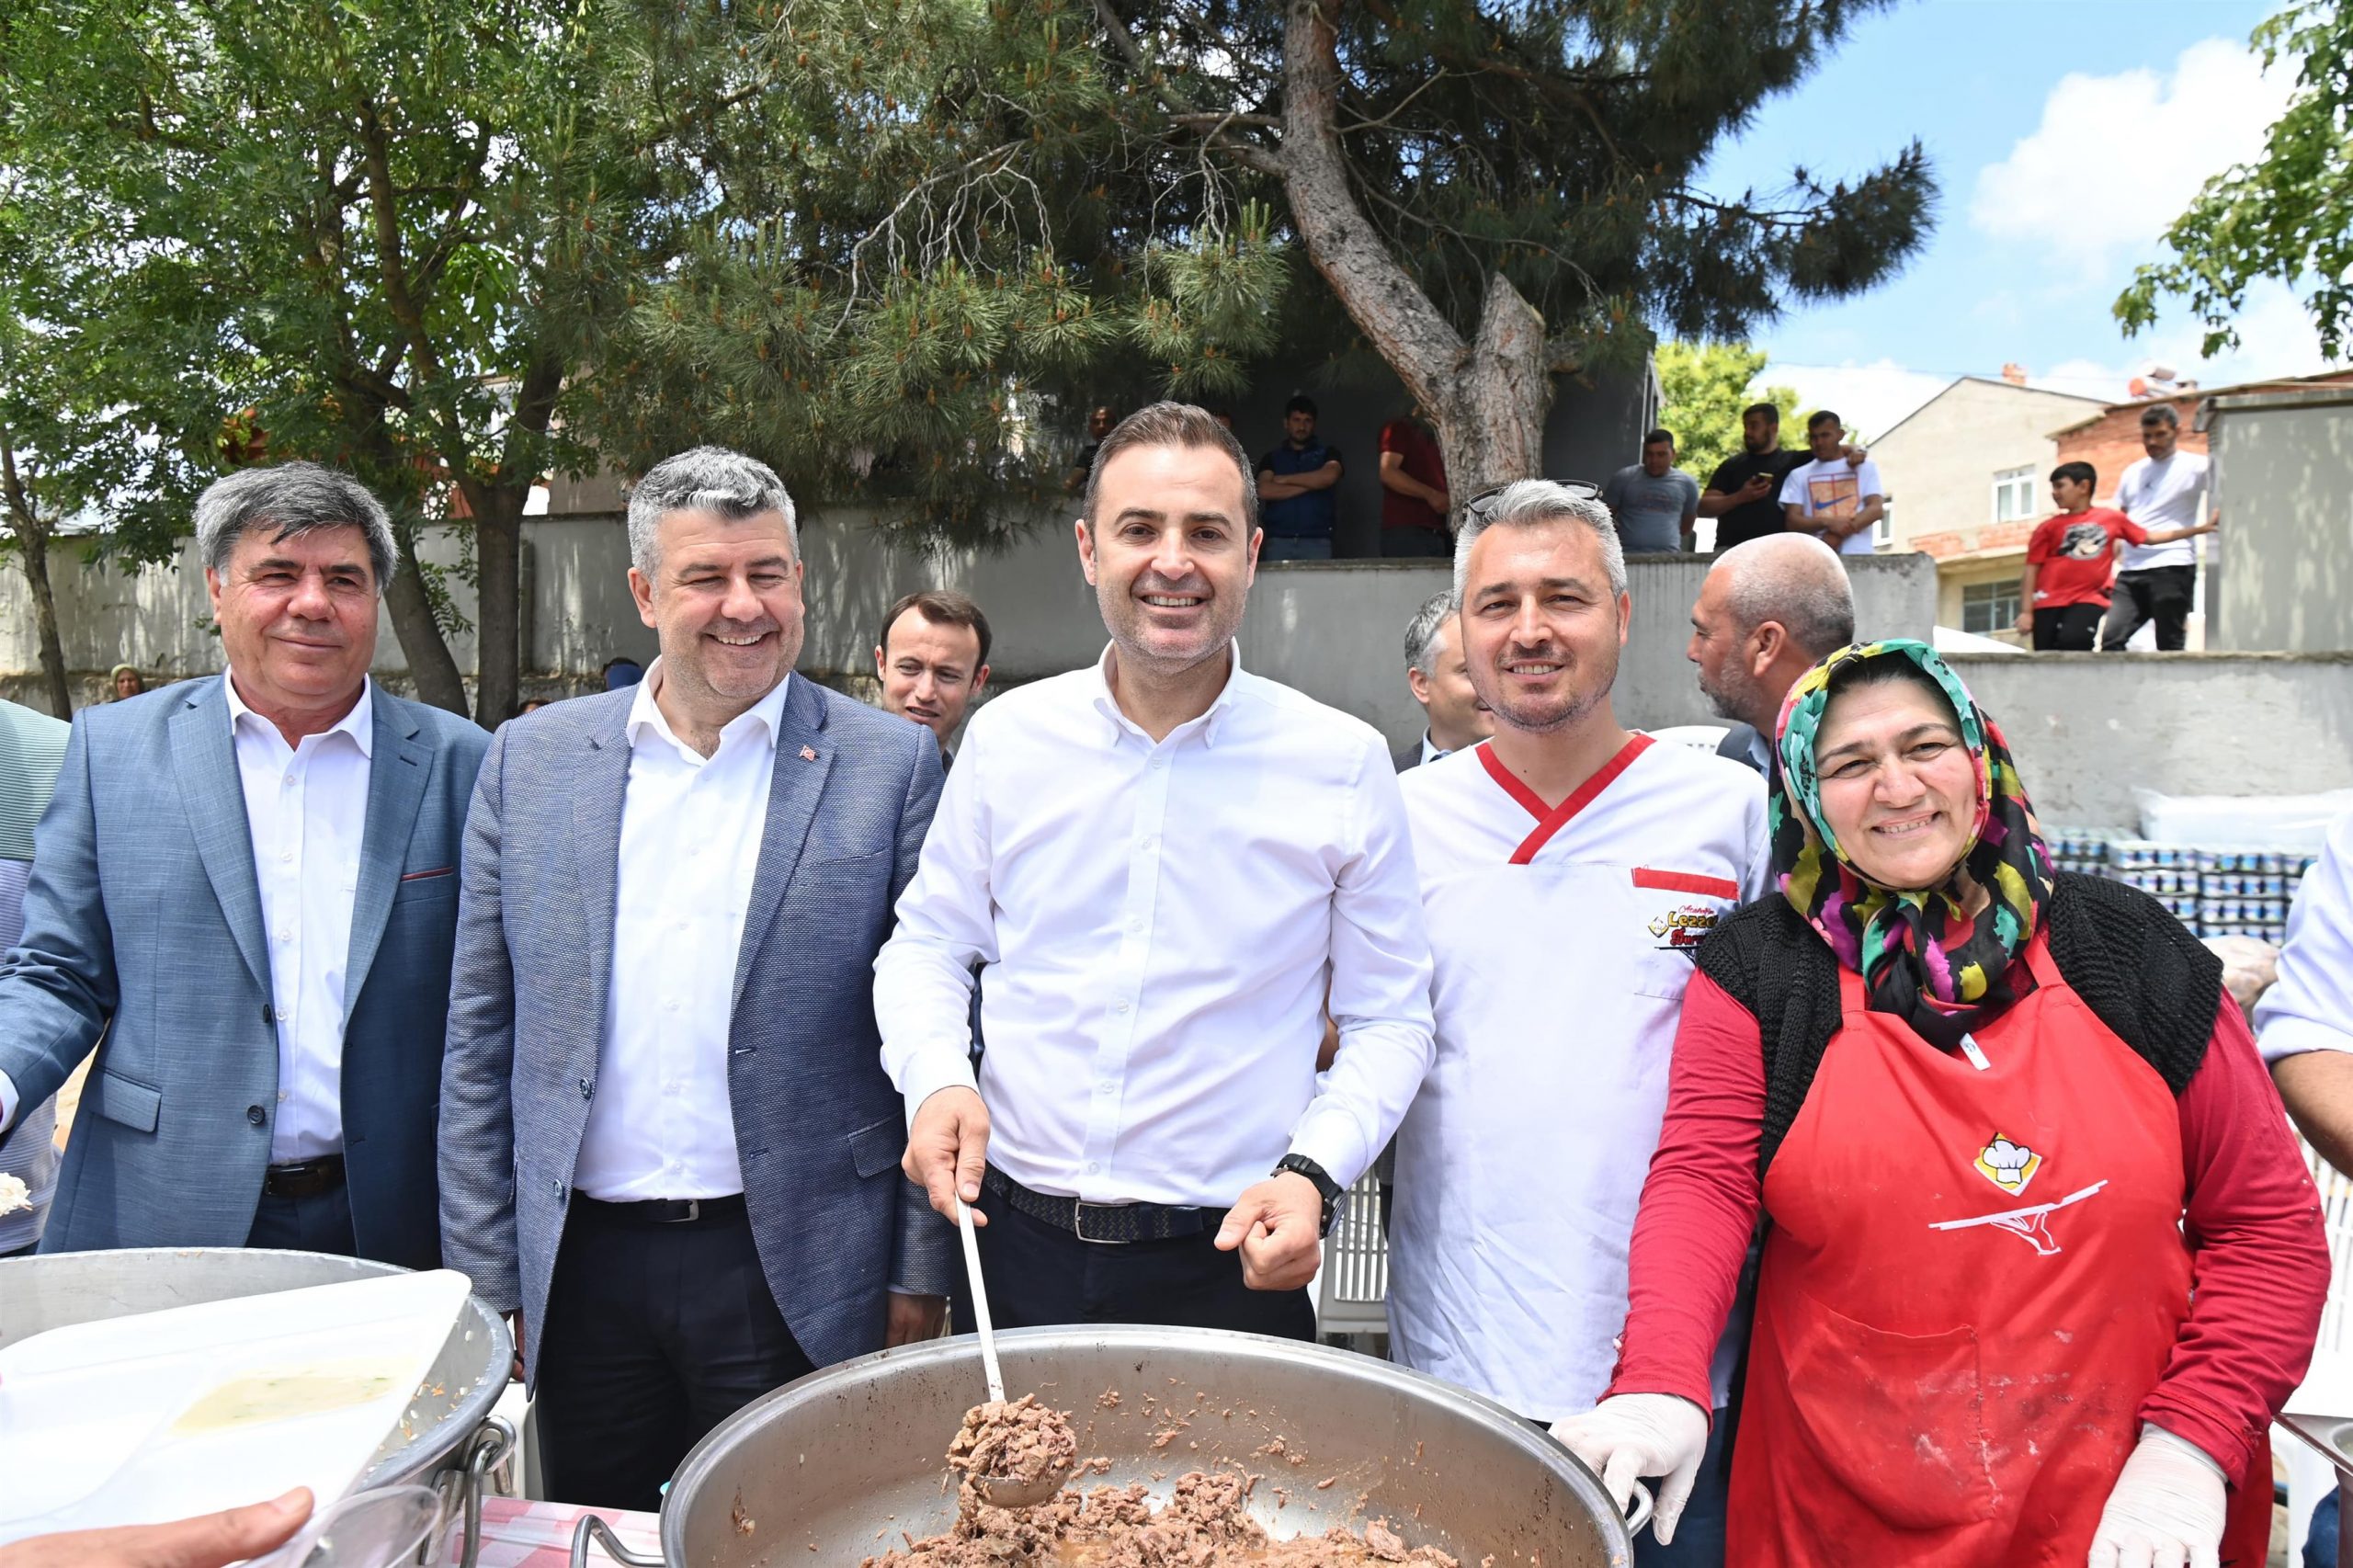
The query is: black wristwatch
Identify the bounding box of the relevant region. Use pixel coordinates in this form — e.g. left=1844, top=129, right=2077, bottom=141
left=1274, top=1153, right=1344, bottom=1237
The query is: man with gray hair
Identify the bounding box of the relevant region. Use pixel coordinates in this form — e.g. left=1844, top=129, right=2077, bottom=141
left=1390, top=480, right=1768, bottom=1563
left=1684, top=533, right=1856, bottom=774
left=1396, top=588, right=1491, bottom=771
left=439, top=445, right=953, bottom=1508
left=0, top=460, right=488, bottom=1265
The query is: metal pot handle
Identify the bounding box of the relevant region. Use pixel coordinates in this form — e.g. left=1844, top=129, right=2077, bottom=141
left=439, top=1415, right=517, bottom=1568
left=1621, top=1481, right=1655, bottom=1540
left=570, top=1515, right=665, bottom=1568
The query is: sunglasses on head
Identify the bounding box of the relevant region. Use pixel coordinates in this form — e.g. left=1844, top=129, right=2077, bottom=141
left=1461, top=479, right=1602, bottom=528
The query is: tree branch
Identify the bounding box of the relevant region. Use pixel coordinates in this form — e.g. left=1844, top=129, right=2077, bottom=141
left=1276, top=0, right=1464, bottom=407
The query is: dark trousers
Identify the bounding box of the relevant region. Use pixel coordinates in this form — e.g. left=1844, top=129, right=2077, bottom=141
left=245, top=1182, right=358, bottom=1255
left=957, top=1181, right=1316, bottom=1340
left=1380, top=527, right=1452, bottom=559
left=534, top=1201, right=814, bottom=1510
left=2100, top=564, right=2196, bottom=651
left=2031, top=602, right=2107, bottom=651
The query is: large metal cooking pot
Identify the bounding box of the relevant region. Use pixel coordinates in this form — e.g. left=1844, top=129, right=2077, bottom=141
left=598, top=1327, right=1643, bottom=1568
left=0, top=1248, right=515, bottom=1557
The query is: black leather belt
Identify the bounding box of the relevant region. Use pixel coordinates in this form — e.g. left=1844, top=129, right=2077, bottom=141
left=263, top=1154, right=346, bottom=1199
left=572, top=1191, right=747, bottom=1226
left=983, top=1166, right=1223, bottom=1244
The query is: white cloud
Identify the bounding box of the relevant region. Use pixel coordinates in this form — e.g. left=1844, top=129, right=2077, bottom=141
left=2025, top=278, right=2339, bottom=398
left=1970, top=38, right=2293, bottom=277
left=1751, top=359, right=1949, bottom=442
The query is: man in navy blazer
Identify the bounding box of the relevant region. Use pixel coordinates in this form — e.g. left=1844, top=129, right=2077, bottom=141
left=0, top=462, right=489, bottom=1266
left=438, top=446, right=955, bottom=1509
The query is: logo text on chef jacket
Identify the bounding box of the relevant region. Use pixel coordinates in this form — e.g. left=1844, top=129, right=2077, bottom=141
left=1930, top=1132, right=2106, bottom=1257
left=1647, top=903, right=1722, bottom=950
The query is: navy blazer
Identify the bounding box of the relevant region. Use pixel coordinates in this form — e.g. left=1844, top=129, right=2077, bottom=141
left=438, top=677, right=956, bottom=1385
left=0, top=677, right=490, bottom=1265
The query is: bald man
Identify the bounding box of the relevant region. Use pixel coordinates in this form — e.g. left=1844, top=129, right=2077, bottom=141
left=1684, top=534, right=1855, bottom=775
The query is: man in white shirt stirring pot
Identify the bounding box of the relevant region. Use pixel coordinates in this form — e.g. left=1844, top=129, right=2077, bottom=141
left=877, top=401, right=1436, bottom=1336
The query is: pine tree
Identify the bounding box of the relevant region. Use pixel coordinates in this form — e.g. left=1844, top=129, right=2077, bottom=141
left=580, top=0, right=1938, bottom=531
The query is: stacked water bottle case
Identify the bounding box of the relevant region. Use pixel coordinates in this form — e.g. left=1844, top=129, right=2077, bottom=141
left=2048, top=831, right=2315, bottom=942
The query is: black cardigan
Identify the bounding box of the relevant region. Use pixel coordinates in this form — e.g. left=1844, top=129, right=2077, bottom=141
left=1692, top=871, right=2223, bottom=1178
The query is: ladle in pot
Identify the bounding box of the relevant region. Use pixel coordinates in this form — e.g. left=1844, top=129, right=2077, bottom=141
left=955, top=1198, right=1076, bottom=1509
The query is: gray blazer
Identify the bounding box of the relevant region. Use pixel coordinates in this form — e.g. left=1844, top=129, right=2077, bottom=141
left=0, top=677, right=490, bottom=1266
left=438, top=678, right=955, bottom=1384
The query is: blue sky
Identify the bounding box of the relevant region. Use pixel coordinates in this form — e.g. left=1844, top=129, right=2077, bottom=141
left=1692, top=0, right=2333, bottom=437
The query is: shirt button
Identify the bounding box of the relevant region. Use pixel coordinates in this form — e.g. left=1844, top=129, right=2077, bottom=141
left=1149, top=756, right=1166, bottom=770
left=1086, top=1162, right=1100, bottom=1175
left=275, top=929, right=291, bottom=944
left=279, top=849, right=294, bottom=863
left=665, top=999, right=681, bottom=1013
left=1127, top=917, right=1143, bottom=933
left=1114, top=1000, right=1131, bottom=1014
left=278, top=1090, right=290, bottom=1103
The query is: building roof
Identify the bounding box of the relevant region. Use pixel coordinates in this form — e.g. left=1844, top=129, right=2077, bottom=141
left=2046, top=369, right=2353, bottom=438
left=1870, top=375, right=2106, bottom=447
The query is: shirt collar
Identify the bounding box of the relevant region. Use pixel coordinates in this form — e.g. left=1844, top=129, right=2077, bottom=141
left=625, top=657, right=790, bottom=763
left=223, top=670, right=373, bottom=758
left=1086, top=642, right=1245, bottom=748
left=1419, top=732, right=1449, bottom=767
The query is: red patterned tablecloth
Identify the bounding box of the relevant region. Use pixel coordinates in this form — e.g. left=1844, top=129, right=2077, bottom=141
left=438, top=1495, right=662, bottom=1568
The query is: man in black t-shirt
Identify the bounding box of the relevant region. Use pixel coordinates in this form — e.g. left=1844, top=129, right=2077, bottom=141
left=1700, top=403, right=1866, bottom=552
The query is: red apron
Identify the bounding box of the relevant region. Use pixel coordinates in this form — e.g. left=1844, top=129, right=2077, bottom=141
left=1726, top=932, right=2269, bottom=1566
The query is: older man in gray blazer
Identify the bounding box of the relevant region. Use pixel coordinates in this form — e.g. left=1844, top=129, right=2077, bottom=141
left=439, top=446, right=954, bottom=1510
left=0, top=462, right=489, bottom=1266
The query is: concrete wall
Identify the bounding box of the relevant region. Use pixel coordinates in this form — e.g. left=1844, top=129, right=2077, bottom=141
left=2204, top=392, right=2353, bottom=653
left=0, top=510, right=1937, bottom=747
left=12, top=524, right=2342, bottom=831
left=1947, top=651, right=2353, bottom=829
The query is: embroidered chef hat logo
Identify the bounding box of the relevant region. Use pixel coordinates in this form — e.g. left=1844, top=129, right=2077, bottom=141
left=1973, top=1134, right=2041, bottom=1196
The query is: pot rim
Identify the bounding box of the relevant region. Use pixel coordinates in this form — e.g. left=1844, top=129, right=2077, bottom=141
left=656, top=1324, right=1632, bottom=1564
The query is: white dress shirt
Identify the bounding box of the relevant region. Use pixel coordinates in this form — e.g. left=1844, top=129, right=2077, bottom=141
left=574, top=663, right=788, bottom=1200
left=1388, top=737, right=1769, bottom=1422
left=875, top=646, right=1436, bottom=1207
left=227, top=671, right=373, bottom=1165
left=2256, top=806, right=2353, bottom=1063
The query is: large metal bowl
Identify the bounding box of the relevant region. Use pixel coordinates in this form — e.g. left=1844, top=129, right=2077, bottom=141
left=0, top=1246, right=511, bottom=1489
left=656, top=1327, right=1637, bottom=1568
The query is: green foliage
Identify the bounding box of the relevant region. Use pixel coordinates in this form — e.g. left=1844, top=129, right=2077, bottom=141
left=2117, top=1, right=2353, bottom=359
left=567, top=0, right=1936, bottom=534
left=1654, top=341, right=1799, bottom=480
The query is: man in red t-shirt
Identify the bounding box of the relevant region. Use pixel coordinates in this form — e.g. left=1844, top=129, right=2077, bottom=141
left=2018, top=460, right=2213, bottom=651
left=1378, top=408, right=1451, bottom=558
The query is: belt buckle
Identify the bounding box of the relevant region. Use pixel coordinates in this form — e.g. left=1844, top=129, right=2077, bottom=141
left=659, top=1199, right=700, bottom=1224
left=1071, top=1200, right=1127, bottom=1244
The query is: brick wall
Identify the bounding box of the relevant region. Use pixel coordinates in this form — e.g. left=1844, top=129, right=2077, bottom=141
left=2051, top=398, right=2208, bottom=504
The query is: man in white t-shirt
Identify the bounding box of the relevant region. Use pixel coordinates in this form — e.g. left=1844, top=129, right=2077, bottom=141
left=2101, top=403, right=2220, bottom=653
left=1389, top=481, right=1768, bottom=1562
left=1778, top=410, right=1883, bottom=556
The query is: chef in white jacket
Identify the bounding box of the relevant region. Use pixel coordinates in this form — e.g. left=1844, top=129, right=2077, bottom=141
left=1387, top=481, right=1768, bottom=1565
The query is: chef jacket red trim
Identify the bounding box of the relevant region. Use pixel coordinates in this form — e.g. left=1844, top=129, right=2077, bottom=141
left=1478, top=733, right=1654, bottom=866
left=1606, top=951, right=2329, bottom=1482
left=1631, top=868, right=1740, bottom=898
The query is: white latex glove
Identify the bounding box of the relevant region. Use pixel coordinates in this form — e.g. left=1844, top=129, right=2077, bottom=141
left=1549, top=1393, right=1708, bottom=1544
left=2086, top=1426, right=2227, bottom=1568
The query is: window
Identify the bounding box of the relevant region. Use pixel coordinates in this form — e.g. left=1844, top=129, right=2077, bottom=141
left=1961, top=579, right=2020, bottom=636
left=1992, top=465, right=2037, bottom=524
left=1875, top=496, right=1894, bottom=548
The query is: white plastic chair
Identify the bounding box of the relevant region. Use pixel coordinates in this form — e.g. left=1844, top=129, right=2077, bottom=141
left=1316, top=1169, right=1391, bottom=1351
left=2278, top=1131, right=2353, bottom=1555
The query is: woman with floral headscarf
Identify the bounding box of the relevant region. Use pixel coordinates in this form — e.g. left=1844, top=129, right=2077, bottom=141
left=1552, top=641, right=2326, bottom=1568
